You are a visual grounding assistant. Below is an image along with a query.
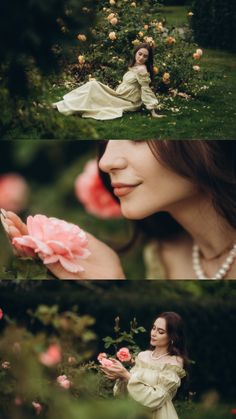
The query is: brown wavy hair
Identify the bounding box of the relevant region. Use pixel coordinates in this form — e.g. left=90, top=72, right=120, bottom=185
left=98, top=140, right=236, bottom=244
left=129, top=43, right=154, bottom=82
left=150, top=311, right=189, bottom=370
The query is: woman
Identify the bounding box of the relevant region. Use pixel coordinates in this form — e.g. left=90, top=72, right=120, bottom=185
left=101, top=312, right=187, bottom=419
left=1, top=140, right=236, bottom=280
left=53, top=43, right=162, bottom=120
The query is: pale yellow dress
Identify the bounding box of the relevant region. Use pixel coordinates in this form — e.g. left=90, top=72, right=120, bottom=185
left=54, top=69, right=159, bottom=120
left=114, top=351, right=186, bottom=419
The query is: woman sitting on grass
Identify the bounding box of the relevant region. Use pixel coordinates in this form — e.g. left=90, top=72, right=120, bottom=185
left=53, top=43, right=164, bottom=120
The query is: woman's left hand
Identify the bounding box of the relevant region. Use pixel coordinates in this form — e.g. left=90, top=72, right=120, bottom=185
left=100, top=359, right=130, bottom=381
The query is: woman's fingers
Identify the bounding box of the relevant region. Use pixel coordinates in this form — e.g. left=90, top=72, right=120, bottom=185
left=6, top=211, right=28, bottom=235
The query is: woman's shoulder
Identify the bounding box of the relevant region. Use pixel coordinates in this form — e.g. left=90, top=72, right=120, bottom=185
left=167, top=355, right=184, bottom=368
left=136, top=350, right=151, bottom=362
left=130, top=64, right=148, bottom=74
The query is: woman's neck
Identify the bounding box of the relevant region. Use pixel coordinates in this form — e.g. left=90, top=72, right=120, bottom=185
left=167, top=195, right=236, bottom=260
left=151, top=347, right=169, bottom=357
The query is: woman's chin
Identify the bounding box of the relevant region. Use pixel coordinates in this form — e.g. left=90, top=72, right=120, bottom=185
left=120, top=204, right=150, bottom=220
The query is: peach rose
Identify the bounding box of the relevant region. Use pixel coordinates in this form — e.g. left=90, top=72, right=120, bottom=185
left=108, top=31, right=117, bottom=40
left=107, top=13, right=115, bottom=21
left=193, top=65, right=200, bottom=71
left=116, top=347, right=131, bottom=362
left=138, top=31, right=144, bottom=38
left=166, top=36, right=176, bottom=45
left=12, top=214, right=91, bottom=273
left=144, top=36, right=155, bottom=46
left=162, top=72, right=170, bottom=84
left=57, top=374, right=71, bottom=389
left=77, top=34, right=87, bottom=41
left=0, top=308, right=3, bottom=320
left=110, top=17, right=118, bottom=25
left=0, top=173, right=29, bottom=213
left=39, top=343, right=61, bottom=367
left=143, top=24, right=149, bottom=30
left=97, top=353, right=114, bottom=367
left=78, top=55, right=85, bottom=65
left=153, top=66, right=159, bottom=74
left=32, top=402, right=43, bottom=415
left=193, top=52, right=201, bottom=60
left=75, top=160, right=121, bottom=219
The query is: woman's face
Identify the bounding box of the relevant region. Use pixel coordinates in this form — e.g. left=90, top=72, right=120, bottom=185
left=135, top=48, right=149, bottom=65
left=99, top=141, right=200, bottom=220
left=150, top=317, right=169, bottom=349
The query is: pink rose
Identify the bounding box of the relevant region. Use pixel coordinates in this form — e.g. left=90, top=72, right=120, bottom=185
left=39, top=343, right=61, bottom=367
left=32, top=402, right=43, bottom=415
left=57, top=374, right=71, bottom=389
left=14, top=397, right=23, bottom=406
left=0, top=308, right=3, bottom=320
left=116, top=347, right=131, bottom=362
left=75, top=160, right=121, bottom=219
left=0, top=173, right=29, bottom=212
left=12, top=214, right=91, bottom=273
left=97, top=352, right=114, bottom=367
left=2, top=361, right=10, bottom=369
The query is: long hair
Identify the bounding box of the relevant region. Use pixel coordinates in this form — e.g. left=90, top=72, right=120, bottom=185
left=150, top=311, right=189, bottom=370
left=129, top=43, right=154, bottom=82
left=98, top=140, right=236, bottom=242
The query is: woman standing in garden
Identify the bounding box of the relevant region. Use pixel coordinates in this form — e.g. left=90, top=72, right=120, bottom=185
left=53, top=43, right=163, bottom=120
left=100, top=311, right=187, bottom=419
left=1, top=140, right=236, bottom=280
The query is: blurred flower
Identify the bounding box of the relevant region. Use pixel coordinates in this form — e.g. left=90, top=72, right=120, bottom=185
left=156, top=22, right=164, bottom=32
left=138, top=31, right=144, bottom=37
left=143, top=24, right=149, bottom=30
left=14, top=397, right=23, bottom=406
left=193, top=52, right=201, bottom=59
left=132, top=39, right=140, bottom=46
left=2, top=361, right=10, bottom=369
left=231, top=409, right=236, bottom=414
left=162, top=72, right=170, bottom=84
left=108, top=31, right=117, bottom=40
left=75, top=160, right=121, bottom=219
left=153, top=66, right=159, bottom=74
left=78, top=55, right=85, bottom=65
left=68, top=356, right=76, bottom=365
left=109, top=0, right=116, bottom=4
left=77, top=34, right=87, bottom=41
left=0, top=173, right=29, bottom=213
left=32, top=402, right=43, bottom=415
left=0, top=308, right=3, bottom=320
left=131, top=2, right=136, bottom=6
left=193, top=65, right=200, bottom=71
left=57, top=374, right=71, bottom=389
left=97, top=353, right=114, bottom=367
left=196, top=48, right=203, bottom=56
left=144, top=36, right=155, bottom=46
left=166, top=36, right=176, bottom=45
left=39, top=343, right=61, bottom=367
left=116, top=347, right=131, bottom=362
left=110, top=17, right=118, bottom=25
left=13, top=215, right=91, bottom=273
left=188, top=11, right=194, bottom=16
left=107, top=13, right=115, bottom=21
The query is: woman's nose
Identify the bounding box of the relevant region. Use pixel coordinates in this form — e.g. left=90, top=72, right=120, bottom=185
left=99, top=141, right=127, bottom=173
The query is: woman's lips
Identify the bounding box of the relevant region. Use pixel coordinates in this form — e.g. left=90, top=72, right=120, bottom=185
left=112, top=183, right=140, bottom=198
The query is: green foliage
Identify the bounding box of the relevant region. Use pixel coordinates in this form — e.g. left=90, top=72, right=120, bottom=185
left=191, top=0, right=236, bottom=52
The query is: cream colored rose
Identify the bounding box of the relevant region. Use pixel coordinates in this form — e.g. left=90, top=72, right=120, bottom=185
left=132, top=39, right=140, bottom=46
left=131, top=2, right=136, bottom=6
left=77, top=34, right=87, bottom=41
left=78, top=55, right=85, bottom=65
left=109, top=0, right=116, bottom=5
left=188, top=11, right=194, bottom=16
left=193, top=65, right=200, bottom=71
left=196, top=48, right=203, bottom=56
left=162, top=72, right=170, bottom=84
left=138, top=31, right=144, bottom=37
left=109, top=31, right=117, bottom=40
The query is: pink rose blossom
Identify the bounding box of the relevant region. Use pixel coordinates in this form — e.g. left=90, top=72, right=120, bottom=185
left=0, top=173, right=29, bottom=212
left=12, top=214, right=91, bottom=273
left=57, top=374, right=71, bottom=389
left=116, top=347, right=131, bottom=362
left=32, top=401, right=43, bottom=415
left=14, top=397, right=23, bottom=406
left=97, top=352, right=114, bottom=367
left=0, top=308, right=3, bottom=320
left=2, top=361, right=10, bottom=369
left=75, top=160, right=121, bottom=219
left=39, top=343, right=61, bottom=367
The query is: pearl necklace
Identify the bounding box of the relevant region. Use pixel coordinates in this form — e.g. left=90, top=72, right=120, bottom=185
left=192, top=243, right=236, bottom=280
left=151, top=351, right=169, bottom=360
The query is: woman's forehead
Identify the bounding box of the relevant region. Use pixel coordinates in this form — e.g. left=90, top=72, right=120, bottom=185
left=137, top=48, right=149, bottom=55
left=154, top=317, right=167, bottom=329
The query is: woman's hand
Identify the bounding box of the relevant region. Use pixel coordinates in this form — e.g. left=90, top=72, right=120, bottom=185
left=0, top=210, right=126, bottom=280
left=100, top=359, right=130, bottom=381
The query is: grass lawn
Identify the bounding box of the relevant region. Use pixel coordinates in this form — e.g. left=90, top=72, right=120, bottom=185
left=3, top=6, right=236, bottom=140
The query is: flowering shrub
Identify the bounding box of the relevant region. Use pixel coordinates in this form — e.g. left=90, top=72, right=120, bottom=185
left=0, top=173, right=29, bottom=213
left=12, top=214, right=91, bottom=273
left=75, top=159, right=121, bottom=219
left=68, top=0, right=207, bottom=101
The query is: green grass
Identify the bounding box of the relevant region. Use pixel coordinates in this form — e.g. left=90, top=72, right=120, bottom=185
left=158, top=5, right=190, bottom=27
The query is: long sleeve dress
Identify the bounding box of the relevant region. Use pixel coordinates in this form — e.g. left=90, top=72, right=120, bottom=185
left=53, top=68, right=159, bottom=120
left=114, top=351, right=186, bottom=419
